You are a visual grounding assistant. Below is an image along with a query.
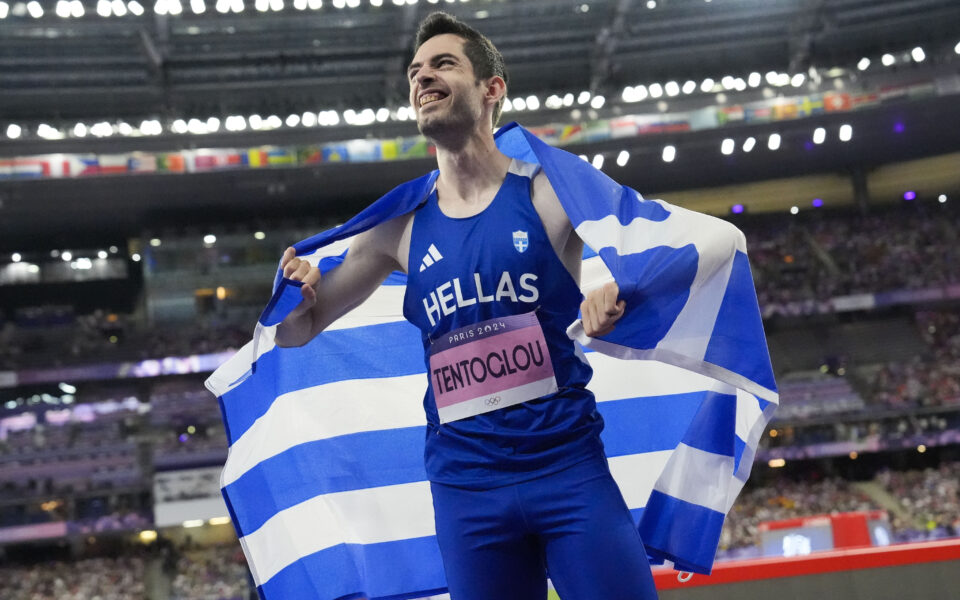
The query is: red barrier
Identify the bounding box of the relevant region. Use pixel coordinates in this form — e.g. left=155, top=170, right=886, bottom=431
left=653, top=538, right=960, bottom=590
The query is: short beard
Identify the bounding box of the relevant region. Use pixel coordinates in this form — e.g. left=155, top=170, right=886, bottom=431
left=416, top=94, right=480, bottom=150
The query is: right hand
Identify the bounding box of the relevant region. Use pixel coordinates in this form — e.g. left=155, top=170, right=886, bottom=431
left=281, top=246, right=322, bottom=318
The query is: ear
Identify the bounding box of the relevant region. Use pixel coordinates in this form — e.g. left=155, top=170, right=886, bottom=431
left=483, top=75, right=507, bottom=108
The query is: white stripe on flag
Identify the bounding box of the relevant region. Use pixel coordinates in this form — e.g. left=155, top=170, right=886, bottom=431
left=221, top=374, right=427, bottom=487
left=653, top=443, right=734, bottom=514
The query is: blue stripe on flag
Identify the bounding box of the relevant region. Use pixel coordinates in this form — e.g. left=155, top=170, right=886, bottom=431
left=678, top=390, right=737, bottom=456
left=259, top=536, right=447, bottom=600
left=598, top=245, right=697, bottom=349
left=221, top=320, right=425, bottom=444
left=703, top=250, right=777, bottom=393
left=638, top=490, right=726, bottom=574
left=260, top=278, right=304, bottom=327
left=225, top=391, right=709, bottom=536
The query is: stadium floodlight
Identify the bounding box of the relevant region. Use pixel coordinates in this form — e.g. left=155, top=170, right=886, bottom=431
left=813, top=127, right=826, bottom=144
left=112, top=0, right=127, bottom=14
left=171, top=119, right=188, bottom=134
left=154, top=0, right=167, bottom=13
left=269, top=0, right=282, bottom=10
left=592, top=154, right=604, bottom=170
left=512, top=97, right=526, bottom=111
left=11, top=253, right=21, bottom=262
left=308, top=0, right=321, bottom=7
left=339, top=0, right=350, bottom=6
left=293, top=0, right=305, bottom=7
left=881, top=53, right=895, bottom=66
left=721, top=138, right=735, bottom=155
left=857, top=57, right=870, bottom=71
left=190, top=0, right=204, bottom=12
left=204, top=234, right=217, bottom=245
left=911, top=47, right=925, bottom=63
left=301, top=111, right=317, bottom=127
left=747, top=72, right=761, bottom=87
left=346, top=0, right=358, bottom=6
left=61, top=251, right=73, bottom=262
left=169, top=0, right=183, bottom=13
left=939, top=194, right=948, bottom=204
left=370, top=0, right=381, bottom=5
left=839, top=124, right=852, bottom=142
left=768, top=133, right=781, bottom=150
left=5, top=124, right=21, bottom=139
left=734, top=78, right=747, bottom=91
left=764, top=71, right=778, bottom=85
left=648, top=83, right=663, bottom=98
left=98, top=250, right=108, bottom=259
left=73, top=123, right=88, bottom=137
left=118, top=122, right=133, bottom=135
left=956, top=41, right=960, bottom=55
left=69, top=0, right=84, bottom=15
left=700, top=78, right=715, bottom=93
left=791, top=73, right=805, bottom=87
left=132, top=253, right=142, bottom=262
left=742, top=137, right=756, bottom=153
left=206, top=116, right=220, bottom=132
left=682, top=80, right=696, bottom=94
left=372, top=108, right=387, bottom=122
left=662, top=145, right=676, bottom=163
left=218, top=0, right=232, bottom=10
left=128, top=0, right=144, bottom=14
left=526, top=95, right=540, bottom=110
left=0, top=2, right=8, bottom=18
left=545, top=95, right=562, bottom=109
left=26, top=0, right=42, bottom=17
left=721, top=76, right=735, bottom=90
left=56, top=1, right=70, bottom=17
left=790, top=206, right=799, bottom=215
left=646, top=0, right=656, bottom=8
left=562, top=93, right=574, bottom=107
left=91, top=122, right=113, bottom=137
left=254, top=231, right=266, bottom=240
left=616, top=150, right=629, bottom=167
left=776, top=73, right=790, bottom=87
left=577, top=91, right=591, bottom=105
left=187, top=118, right=206, bottom=134
left=266, top=115, right=282, bottom=129
left=622, top=86, right=636, bottom=102
left=230, top=0, right=243, bottom=10
left=578, top=155, right=588, bottom=162
left=589, top=95, right=604, bottom=109
left=664, top=81, right=679, bottom=97
left=97, top=0, right=111, bottom=14
left=247, top=114, right=263, bottom=129
left=37, top=124, right=63, bottom=139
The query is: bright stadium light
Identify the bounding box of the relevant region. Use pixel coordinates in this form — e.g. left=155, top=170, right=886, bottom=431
left=265, top=114, right=282, bottom=128
left=128, top=0, right=144, bottom=14
left=190, top=0, right=204, bottom=12
left=589, top=95, right=604, bottom=109
left=73, top=123, right=88, bottom=137
left=742, top=137, right=756, bottom=152
left=839, top=124, right=852, bottom=142
left=562, top=93, right=574, bottom=107
left=721, top=75, right=735, bottom=90
left=747, top=72, right=761, bottom=87
left=955, top=41, right=960, bottom=55
left=648, top=83, right=663, bottom=98
left=512, top=97, right=526, bottom=111
left=881, top=53, right=895, bottom=66
left=98, top=250, right=108, bottom=259
left=768, top=133, right=781, bottom=150
left=285, top=113, right=301, bottom=127
left=171, top=119, right=188, bottom=134
left=734, top=78, right=747, bottom=91
left=911, top=47, right=925, bottom=62
left=545, top=94, right=562, bottom=109
left=11, top=253, right=21, bottom=262
left=682, top=80, right=697, bottom=94
left=293, top=0, right=305, bottom=8
left=112, top=0, right=127, bottom=14
left=790, top=206, right=799, bottom=215
left=0, top=2, right=8, bottom=18
left=61, top=251, right=73, bottom=262
left=663, top=81, right=679, bottom=97
left=662, top=145, right=675, bottom=163
left=97, top=0, right=111, bottom=14
left=813, top=127, right=826, bottom=144
left=526, top=95, right=540, bottom=110
left=616, top=150, right=629, bottom=167
left=154, top=0, right=167, bottom=13
left=269, top=0, right=282, bottom=10
left=230, top=0, right=242, bottom=10
left=70, top=0, right=84, bottom=15
left=939, top=194, right=948, bottom=203
left=27, top=0, right=43, bottom=17
left=791, top=73, right=805, bottom=87
left=700, top=78, right=715, bottom=93
left=308, top=0, right=321, bottom=8
left=721, top=138, right=735, bottom=155
left=5, top=124, right=21, bottom=139
left=577, top=91, right=591, bottom=105
left=591, top=154, right=604, bottom=170
left=56, top=1, right=71, bottom=17
left=857, top=57, right=870, bottom=71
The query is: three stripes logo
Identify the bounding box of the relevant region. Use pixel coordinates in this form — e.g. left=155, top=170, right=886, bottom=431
left=419, top=243, right=443, bottom=272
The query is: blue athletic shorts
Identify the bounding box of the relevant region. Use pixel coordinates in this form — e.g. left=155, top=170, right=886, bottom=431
left=430, top=453, right=659, bottom=600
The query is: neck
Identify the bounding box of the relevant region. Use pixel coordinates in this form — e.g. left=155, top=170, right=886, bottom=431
left=433, top=124, right=511, bottom=204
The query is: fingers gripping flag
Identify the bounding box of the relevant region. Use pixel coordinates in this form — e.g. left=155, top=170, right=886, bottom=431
left=205, top=123, right=778, bottom=599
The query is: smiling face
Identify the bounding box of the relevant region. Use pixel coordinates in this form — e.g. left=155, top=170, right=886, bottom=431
left=407, top=33, right=498, bottom=142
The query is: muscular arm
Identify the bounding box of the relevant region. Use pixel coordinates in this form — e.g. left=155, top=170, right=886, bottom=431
left=275, top=214, right=412, bottom=347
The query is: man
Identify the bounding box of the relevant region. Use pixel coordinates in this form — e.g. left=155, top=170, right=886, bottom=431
left=275, top=11, right=659, bottom=600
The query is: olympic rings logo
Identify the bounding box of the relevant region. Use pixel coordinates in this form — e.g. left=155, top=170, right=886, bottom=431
left=485, top=396, right=501, bottom=406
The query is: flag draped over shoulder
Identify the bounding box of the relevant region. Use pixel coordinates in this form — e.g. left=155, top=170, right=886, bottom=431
left=205, top=122, right=778, bottom=600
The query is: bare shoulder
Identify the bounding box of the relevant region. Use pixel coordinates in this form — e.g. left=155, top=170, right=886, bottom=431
left=351, top=211, right=415, bottom=274
left=530, top=170, right=572, bottom=244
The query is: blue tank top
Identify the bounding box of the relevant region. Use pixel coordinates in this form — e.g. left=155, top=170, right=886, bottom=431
left=402, top=159, right=605, bottom=489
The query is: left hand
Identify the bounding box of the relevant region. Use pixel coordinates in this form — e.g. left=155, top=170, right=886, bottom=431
left=581, top=281, right=626, bottom=337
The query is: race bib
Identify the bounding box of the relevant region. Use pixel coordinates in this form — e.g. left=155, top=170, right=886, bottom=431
left=429, top=312, right=558, bottom=423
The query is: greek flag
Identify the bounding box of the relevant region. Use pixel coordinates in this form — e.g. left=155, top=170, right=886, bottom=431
left=205, top=123, right=778, bottom=600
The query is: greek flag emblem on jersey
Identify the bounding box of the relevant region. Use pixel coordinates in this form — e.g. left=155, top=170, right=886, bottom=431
left=512, top=230, right=529, bottom=253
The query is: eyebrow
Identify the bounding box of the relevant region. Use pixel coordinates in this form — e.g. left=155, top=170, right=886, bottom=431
left=407, top=53, right=460, bottom=77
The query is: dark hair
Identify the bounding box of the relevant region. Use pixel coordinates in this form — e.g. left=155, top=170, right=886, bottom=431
left=414, top=11, right=508, bottom=127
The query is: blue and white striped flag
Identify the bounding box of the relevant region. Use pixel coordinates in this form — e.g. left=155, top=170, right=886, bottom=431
left=205, top=123, right=778, bottom=600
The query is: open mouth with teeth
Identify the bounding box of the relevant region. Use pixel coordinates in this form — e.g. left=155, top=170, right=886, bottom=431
left=419, top=92, right=448, bottom=108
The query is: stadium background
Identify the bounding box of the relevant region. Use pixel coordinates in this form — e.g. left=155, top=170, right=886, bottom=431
left=1, top=0, right=959, bottom=597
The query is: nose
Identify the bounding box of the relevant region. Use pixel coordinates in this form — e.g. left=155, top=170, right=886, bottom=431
left=414, top=65, right=436, bottom=87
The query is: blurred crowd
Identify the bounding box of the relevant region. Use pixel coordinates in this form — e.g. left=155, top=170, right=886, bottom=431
left=0, top=556, right=147, bottom=600
left=750, top=206, right=959, bottom=317
left=170, top=545, right=251, bottom=600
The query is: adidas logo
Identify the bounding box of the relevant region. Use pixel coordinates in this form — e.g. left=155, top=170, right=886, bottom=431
left=419, top=243, right=443, bottom=272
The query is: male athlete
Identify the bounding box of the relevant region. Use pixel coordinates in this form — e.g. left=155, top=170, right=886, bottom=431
left=275, top=12, right=659, bottom=600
